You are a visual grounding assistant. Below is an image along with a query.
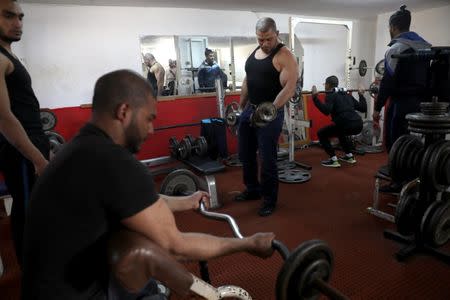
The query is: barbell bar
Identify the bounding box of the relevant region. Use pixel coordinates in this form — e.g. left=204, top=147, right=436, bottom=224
left=301, top=85, right=379, bottom=96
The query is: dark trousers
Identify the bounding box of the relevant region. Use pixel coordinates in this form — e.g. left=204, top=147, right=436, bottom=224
left=385, top=101, right=420, bottom=152
left=317, top=120, right=363, bottom=157
left=0, top=135, right=49, bottom=266
left=238, top=106, right=284, bottom=206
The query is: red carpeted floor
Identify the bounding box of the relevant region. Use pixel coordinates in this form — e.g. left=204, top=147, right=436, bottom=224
left=1, top=146, right=450, bottom=299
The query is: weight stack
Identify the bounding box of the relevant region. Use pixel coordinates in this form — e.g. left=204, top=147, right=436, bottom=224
left=200, top=118, right=228, bottom=160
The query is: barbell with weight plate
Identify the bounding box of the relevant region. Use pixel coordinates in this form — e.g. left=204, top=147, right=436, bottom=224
left=160, top=169, right=349, bottom=300
left=301, top=84, right=379, bottom=97
left=349, top=59, right=385, bottom=77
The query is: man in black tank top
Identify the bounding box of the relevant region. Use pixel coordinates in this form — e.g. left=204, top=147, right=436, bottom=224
left=0, top=0, right=50, bottom=265
left=235, top=17, right=298, bottom=217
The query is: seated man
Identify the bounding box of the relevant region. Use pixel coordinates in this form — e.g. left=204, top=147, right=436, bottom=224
left=22, top=70, right=275, bottom=299
left=197, top=48, right=228, bottom=92
left=312, top=75, right=367, bottom=168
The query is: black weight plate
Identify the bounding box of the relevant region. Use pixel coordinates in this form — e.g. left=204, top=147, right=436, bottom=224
left=276, top=240, right=333, bottom=300
left=169, top=137, right=179, bottom=158
left=160, top=169, right=199, bottom=196
left=185, top=134, right=196, bottom=145
left=420, top=140, right=446, bottom=190
left=429, top=141, right=450, bottom=191
left=178, top=138, right=192, bottom=160
left=375, top=59, right=385, bottom=76
left=426, top=201, right=450, bottom=247
left=420, top=200, right=442, bottom=244
left=194, top=136, right=208, bottom=157
left=40, top=110, right=57, bottom=131
left=388, top=135, right=410, bottom=182
left=396, top=193, right=420, bottom=236
left=358, top=59, right=367, bottom=77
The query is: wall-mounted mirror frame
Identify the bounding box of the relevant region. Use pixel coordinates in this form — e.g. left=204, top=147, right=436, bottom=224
left=289, top=17, right=353, bottom=88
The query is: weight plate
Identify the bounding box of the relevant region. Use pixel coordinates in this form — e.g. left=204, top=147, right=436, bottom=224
left=194, top=136, right=208, bottom=157
left=388, top=135, right=410, bottom=182
left=277, top=160, right=297, bottom=171
left=375, top=59, right=385, bottom=76
left=358, top=59, right=367, bottom=77
left=424, top=201, right=450, bottom=247
left=359, top=120, right=381, bottom=145
left=178, top=138, right=192, bottom=160
left=160, top=169, right=199, bottom=196
left=276, top=239, right=333, bottom=300
left=40, top=110, right=57, bottom=131
left=395, top=178, right=420, bottom=236
left=278, top=169, right=311, bottom=184
left=169, top=137, right=179, bottom=158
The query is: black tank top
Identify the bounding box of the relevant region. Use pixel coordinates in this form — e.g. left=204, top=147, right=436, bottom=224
left=245, top=43, right=284, bottom=105
left=147, top=70, right=158, bottom=96
left=0, top=45, right=44, bottom=138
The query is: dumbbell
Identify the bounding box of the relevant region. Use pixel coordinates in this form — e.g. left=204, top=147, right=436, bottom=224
left=168, top=136, right=208, bottom=160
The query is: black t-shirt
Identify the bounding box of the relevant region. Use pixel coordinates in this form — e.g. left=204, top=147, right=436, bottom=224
left=22, top=123, right=159, bottom=299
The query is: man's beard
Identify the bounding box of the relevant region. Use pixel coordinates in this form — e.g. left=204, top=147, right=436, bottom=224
left=0, top=33, right=21, bottom=44
left=124, top=119, right=144, bottom=154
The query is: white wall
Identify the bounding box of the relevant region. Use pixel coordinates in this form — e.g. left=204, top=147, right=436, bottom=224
left=374, top=5, right=450, bottom=65
left=15, top=4, right=377, bottom=108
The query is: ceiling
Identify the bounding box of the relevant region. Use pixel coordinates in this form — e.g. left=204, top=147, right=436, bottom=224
left=22, top=0, right=450, bottom=19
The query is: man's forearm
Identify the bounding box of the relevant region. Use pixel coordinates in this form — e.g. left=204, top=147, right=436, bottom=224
left=239, top=78, right=249, bottom=109
left=273, top=84, right=296, bottom=109
left=0, top=115, right=46, bottom=164
left=172, top=233, right=251, bottom=261
left=159, top=194, right=192, bottom=212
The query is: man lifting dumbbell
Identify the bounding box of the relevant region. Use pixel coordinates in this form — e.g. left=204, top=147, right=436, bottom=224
left=312, top=75, right=367, bottom=168
left=235, top=17, right=298, bottom=217
left=22, top=70, right=275, bottom=299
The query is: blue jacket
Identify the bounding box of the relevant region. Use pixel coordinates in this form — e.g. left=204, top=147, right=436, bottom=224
left=375, top=32, right=431, bottom=112
left=197, top=61, right=227, bottom=92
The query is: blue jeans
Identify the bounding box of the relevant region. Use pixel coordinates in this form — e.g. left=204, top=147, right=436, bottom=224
left=238, top=106, right=284, bottom=205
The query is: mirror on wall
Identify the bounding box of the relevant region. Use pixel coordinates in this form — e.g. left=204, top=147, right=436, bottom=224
left=139, top=33, right=293, bottom=98
left=139, top=35, right=177, bottom=96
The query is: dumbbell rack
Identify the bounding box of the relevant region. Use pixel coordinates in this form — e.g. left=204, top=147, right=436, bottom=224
left=383, top=100, right=450, bottom=264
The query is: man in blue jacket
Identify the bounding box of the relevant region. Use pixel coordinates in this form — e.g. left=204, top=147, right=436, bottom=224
left=372, top=5, right=431, bottom=192
left=197, top=48, right=227, bottom=92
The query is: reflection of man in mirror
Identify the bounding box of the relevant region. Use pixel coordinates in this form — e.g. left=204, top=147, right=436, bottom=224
left=197, top=48, right=227, bottom=92
left=143, top=53, right=165, bottom=96
left=165, top=59, right=177, bottom=95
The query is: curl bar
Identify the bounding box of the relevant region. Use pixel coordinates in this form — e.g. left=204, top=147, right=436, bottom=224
left=160, top=169, right=349, bottom=299
left=198, top=202, right=349, bottom=300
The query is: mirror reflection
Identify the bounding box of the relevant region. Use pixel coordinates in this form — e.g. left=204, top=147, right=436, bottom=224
left=139, top=33, right=294, bottom=98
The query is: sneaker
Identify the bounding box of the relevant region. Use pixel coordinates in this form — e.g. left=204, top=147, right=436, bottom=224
left=339, top=155, right=356, bottom=164
left=379, top=182, right=402, bottom=194
left=234, top=190, right=261, bottom=202
left=258, top=202, right=276, bottom=217
left=321, top=158, right=341, bottom=168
